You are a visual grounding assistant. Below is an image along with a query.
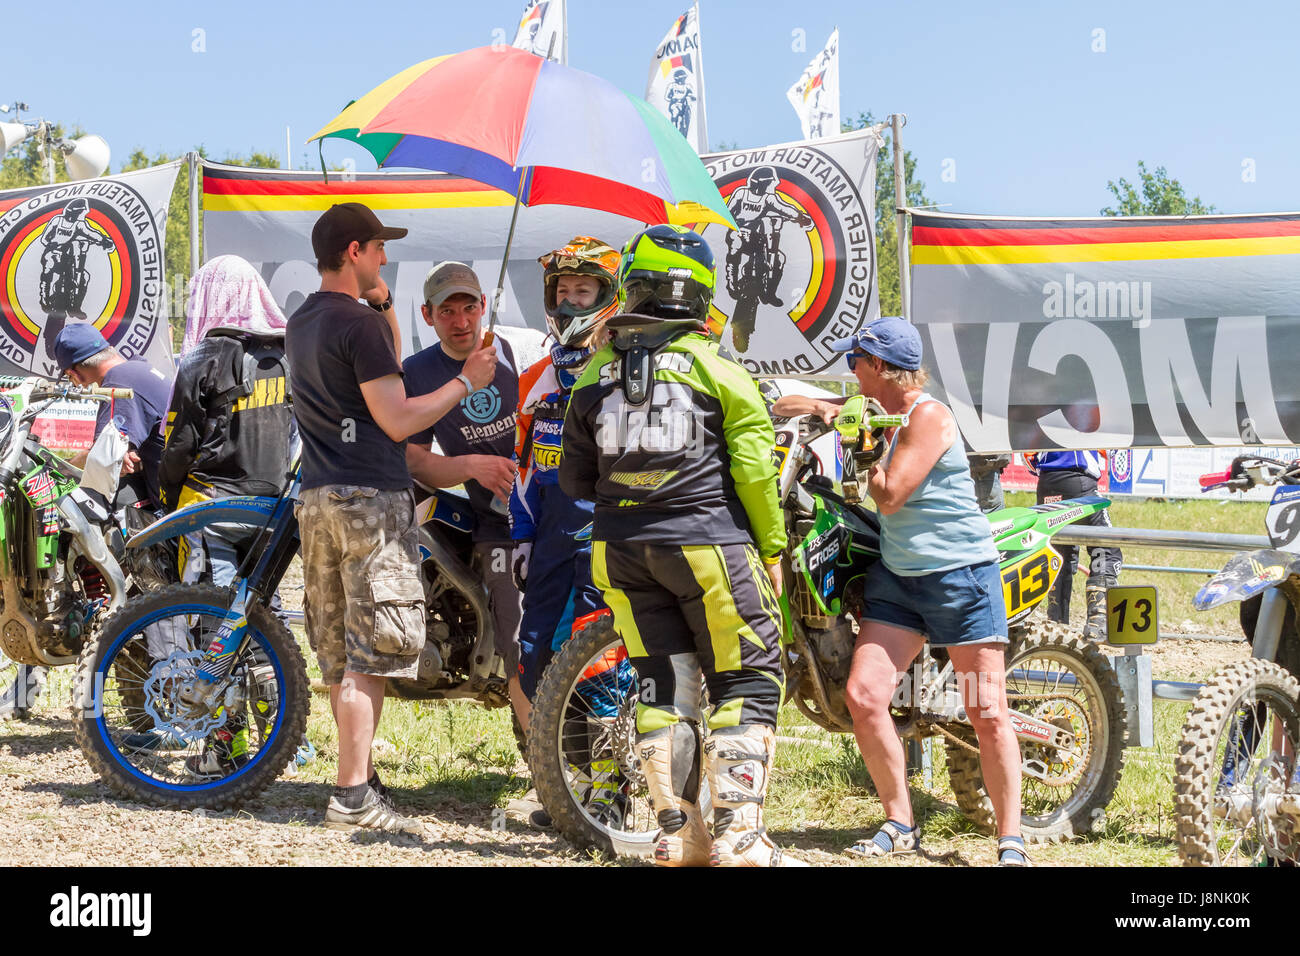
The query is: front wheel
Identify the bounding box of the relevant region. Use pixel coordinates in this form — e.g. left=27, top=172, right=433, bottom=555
left=529, top=615, right=655, bottom=856
left=1174, top=658, right=1300, bottom=866
left=945, top=621, right=1128, bottom=843
left=73, top=583, right=310, bottom=811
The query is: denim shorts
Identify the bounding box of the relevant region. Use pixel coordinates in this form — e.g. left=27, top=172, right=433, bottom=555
left=861, top=559, right=1009, bottom=646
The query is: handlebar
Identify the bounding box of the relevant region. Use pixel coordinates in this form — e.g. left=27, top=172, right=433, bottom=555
left=29, top=384, right=133, bottom=403
left=1198, top=455, right=1300, bottom=492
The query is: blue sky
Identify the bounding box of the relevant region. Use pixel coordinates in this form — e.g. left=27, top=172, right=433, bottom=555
left=5, top=0, right=1294, bottom=216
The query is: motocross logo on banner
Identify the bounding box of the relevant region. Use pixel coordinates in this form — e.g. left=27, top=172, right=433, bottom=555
left=645, top=3, right=709, bottom=154
left=787, top=28, right=840, bottom=141
left=911, top=211, right=1300, bottom=452
left=512, top=0, right=565, bottom=60
left=693, top=130, right=879, bottom=376
left=0, top=163, right=180, bottom=380
left=202, top=131, right=877, bottom=377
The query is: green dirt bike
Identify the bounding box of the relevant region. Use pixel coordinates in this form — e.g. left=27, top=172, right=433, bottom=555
left=0, top=377, right=149, bottom=717
left=1174, top=456, right=1300, bottom=866
left=529, top=395, right=1128, bottom=857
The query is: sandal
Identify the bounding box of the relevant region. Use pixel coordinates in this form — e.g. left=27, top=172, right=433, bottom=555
left=997, top=836, right=1031, bottom=867
left=844, top=820, right=921, bottom=858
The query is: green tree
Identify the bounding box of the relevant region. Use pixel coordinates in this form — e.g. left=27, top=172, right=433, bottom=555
left=1101, top=161, right=1215, bottom=216
left=841, top=111, right=932, bottom=317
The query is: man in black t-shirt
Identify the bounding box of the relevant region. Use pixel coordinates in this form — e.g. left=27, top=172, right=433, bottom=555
left=287, top=204, right=497, bottom=835
left=402, top=261, right=527, bottom=729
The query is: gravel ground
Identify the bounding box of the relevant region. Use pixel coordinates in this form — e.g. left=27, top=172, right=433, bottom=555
left=0, top=557, right=1251, bottom=868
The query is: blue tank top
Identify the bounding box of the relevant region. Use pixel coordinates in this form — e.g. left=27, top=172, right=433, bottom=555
left=879, top=394, right=998, bottom=576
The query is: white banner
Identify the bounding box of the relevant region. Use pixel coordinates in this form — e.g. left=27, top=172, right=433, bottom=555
left=0, top=163, right=180, bottom=379
left=202, top=130, right=879, bottom=377
left=787, top=28, right=840, bottom=141
left=512, top=0, right=565, bottom=61
left=645, top=3, right=708, bottom=154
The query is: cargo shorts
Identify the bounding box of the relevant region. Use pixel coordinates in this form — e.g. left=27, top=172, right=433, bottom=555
left=296, top=485, right=425, bottom=684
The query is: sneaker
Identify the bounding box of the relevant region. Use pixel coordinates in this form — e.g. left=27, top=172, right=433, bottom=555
left=507, top=788, right=552, bottom=829
left=324, top=787, right=426, bottom=837
left=184, top=748, right=249, bottom=781
left=122, top=730, right=188, bottom=752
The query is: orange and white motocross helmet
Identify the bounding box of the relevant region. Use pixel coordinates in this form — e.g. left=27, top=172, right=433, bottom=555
left=538, top=236, right=621, bottom=346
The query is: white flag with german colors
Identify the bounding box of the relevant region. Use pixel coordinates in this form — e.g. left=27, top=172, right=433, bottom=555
left=645, top=4, right=708, bottom=153
left=787, top=29, right=840, bottom=140
left=910, top=211, right=1300, bottom=452
left=512, top=0, right=565, bottom=61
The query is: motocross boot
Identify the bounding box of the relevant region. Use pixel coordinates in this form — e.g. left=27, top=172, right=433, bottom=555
left=635, top=723, right=711, bottom=866
left=705, top=724, right=806, bottom=867
left=1081, top=576, right=1115, bottom=643
left=1046, top=581, right=1068, bottom=624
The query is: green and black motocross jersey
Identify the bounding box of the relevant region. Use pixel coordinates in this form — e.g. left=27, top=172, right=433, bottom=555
left=558, top=328, right=785, bottom=560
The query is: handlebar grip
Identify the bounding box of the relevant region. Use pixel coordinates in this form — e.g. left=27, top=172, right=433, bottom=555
left=85, top=387, right=134, bottom=399
left=1198, top=470, right=1232, bottom=489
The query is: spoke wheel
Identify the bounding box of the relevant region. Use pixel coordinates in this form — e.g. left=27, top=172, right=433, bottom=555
left=73, top=583, right=309, bottom=810
left=1175, top=658, right=1300, bottom=866
left=528, top=615, right=658, bottom=856
left=945, top=621, right=1128, bottom=843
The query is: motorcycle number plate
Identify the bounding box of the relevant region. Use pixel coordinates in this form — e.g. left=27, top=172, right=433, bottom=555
left=1000, top=548, right=1059, bottom=619
left=1106, top=585, right=1159, bottom=645
left=1265, top=486, right=1300, bottom=554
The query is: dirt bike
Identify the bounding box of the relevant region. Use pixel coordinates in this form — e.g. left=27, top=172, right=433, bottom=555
left=723, top=212, right=811, bottom=353
left=0, top=377, right=149, bottom=718
left=1173, top=455, right=1300, bottom=866
left=73, top=470, right=522, bottom=810
left=529, top=395, right=1127, bottom=856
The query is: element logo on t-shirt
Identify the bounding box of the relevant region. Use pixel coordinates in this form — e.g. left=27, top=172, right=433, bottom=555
left=462, top=385, right=503, bottom=425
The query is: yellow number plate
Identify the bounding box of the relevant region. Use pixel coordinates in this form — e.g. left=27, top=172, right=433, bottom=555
left=1106, top=585, right=1159, bottom=645
left=1000, top=548, right=1060, bottom=619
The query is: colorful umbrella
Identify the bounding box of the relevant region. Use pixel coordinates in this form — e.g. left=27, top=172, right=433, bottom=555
left=310, top=46, right=734, bottom=227
left=309, top=47, right=736, bottom=334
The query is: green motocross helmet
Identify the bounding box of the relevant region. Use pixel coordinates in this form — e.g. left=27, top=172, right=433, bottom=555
left=616, top=224, right=716, bottom=325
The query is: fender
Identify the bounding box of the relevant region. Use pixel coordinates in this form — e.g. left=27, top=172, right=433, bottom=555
left=989, top=494, right=1111, bottom=560
left=127, top=495, right=283, bottom=549
left=1194, top=548, right=1300, bottom=610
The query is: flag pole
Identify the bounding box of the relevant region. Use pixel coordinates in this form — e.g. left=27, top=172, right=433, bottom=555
left=561, top=0, right=569, bottom=65
left=484, top=166, right=528, bottom=347
left=890, top=112, right=912, bottom=321
left=693, top=1, right=709, bottom=152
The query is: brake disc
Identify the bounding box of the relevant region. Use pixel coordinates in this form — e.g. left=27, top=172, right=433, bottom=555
left=142, top=650, right=227, bottom=743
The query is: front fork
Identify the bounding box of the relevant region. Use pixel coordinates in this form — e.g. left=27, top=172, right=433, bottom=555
left=178, top=578, right=253, bottom=714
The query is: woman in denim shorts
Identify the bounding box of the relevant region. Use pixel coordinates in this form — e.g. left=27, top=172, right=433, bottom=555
left=773, top=316, right=1026, bottom=866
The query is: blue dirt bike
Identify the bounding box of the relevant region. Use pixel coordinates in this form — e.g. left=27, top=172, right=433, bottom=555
left=73, top=468, right=520, bottom=810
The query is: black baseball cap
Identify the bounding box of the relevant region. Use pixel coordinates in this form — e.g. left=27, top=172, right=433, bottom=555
left=311, top=202, right=407, bottom=261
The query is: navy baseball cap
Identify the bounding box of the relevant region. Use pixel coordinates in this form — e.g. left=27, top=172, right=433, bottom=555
left=53, top=323, right=110, bottom=371
left=831, top=316, right=923, bottom=371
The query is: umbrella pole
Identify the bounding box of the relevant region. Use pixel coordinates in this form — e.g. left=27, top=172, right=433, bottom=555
left=484, top=166, right=528, bottom=347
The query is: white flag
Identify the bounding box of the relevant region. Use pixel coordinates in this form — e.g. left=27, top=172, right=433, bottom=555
left=645, top=3, right=709, bottom=153
left=512, top=0, right=565, bottom=61
left=786, top=28, right=840, bottom=140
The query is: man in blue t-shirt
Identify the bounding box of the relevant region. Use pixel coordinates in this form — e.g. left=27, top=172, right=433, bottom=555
left=53, top=322, right=172, bottom=511
left=402, top=262, right=527, bottom=729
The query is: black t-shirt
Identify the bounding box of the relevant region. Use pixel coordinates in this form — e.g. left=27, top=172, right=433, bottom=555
left=96, top=360, right=172, bottom=509
left=286, top=291, right=408, bottom=491
left=402, top=338, right=517, bottom=539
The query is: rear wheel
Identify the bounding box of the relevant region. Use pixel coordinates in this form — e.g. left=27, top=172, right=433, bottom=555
left=945, top=621, right=1127, bottom=843
left=1174, top=658, right=1300, bottom=866
left=73, top=583, right=309, bottom=810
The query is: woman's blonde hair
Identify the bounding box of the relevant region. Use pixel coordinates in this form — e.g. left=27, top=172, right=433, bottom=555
left=877, top=359, right=930, bottom=390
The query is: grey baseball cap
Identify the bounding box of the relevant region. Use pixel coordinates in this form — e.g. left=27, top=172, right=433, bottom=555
left=423, top=261, right=483, bottom=308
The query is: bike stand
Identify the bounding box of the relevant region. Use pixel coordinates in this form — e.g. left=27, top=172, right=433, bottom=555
left=1110, top=647, right=1155, bottom=748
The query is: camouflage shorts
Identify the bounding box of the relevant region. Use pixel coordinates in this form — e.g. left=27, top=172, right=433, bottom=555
left=296, top=485, right=425, bottom=683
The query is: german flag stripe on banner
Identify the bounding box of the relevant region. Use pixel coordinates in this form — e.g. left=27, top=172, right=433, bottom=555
left=202, top=164, right=513, bottom=212
left=657, top=53, right=693, bottom=78
left=912, top=213, right=1300, bottom=265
